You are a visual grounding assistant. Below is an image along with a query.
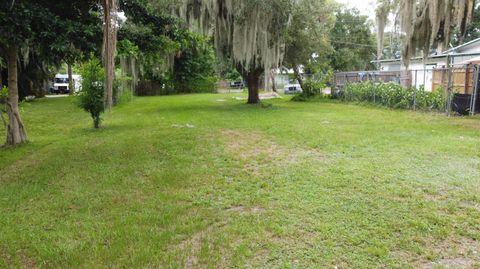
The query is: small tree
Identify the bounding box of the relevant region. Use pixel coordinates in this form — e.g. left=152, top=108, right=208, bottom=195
left=283, top=0, right=335, bottom=93
left=79, top=57, right=105, bottom=129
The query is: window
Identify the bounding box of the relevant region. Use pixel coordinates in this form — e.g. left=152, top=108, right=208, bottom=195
left=55, top=78, right=69, bottom=84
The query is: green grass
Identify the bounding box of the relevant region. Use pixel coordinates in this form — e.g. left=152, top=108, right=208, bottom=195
left=1, top=94, right=479, bottom=268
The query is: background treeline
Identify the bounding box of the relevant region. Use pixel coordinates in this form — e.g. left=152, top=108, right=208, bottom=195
left=0, top=0, right=381, bottom=99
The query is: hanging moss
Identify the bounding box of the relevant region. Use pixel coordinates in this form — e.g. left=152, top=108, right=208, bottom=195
left=177, top=0, right=293, bottom=72
left=376, top=0, right=475, bottom=67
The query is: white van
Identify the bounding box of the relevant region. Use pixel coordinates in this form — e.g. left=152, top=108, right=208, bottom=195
left=51, top=74, right=82, bottom=94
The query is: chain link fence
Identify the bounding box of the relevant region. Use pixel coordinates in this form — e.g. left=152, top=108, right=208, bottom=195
left=335, top=65, right=480, bottom=116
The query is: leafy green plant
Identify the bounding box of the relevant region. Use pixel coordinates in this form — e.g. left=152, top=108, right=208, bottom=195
left=292, top=75, right=330, bottom=101
left=78, top=57, right=105, bottom=128
left=0, top=86, right=7, bottom=127
left=341, top=82, right=446, bottom=111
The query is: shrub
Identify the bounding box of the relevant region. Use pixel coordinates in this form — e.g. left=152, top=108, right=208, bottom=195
left=78, top=57, right=105, bottom=129
left=0, top=86, right=7, bottom=104
left=292, top=79, right=326, bottom=101
left=340, top=82, right=446, bottom=111
left=113, top=74, right=134, bottom=106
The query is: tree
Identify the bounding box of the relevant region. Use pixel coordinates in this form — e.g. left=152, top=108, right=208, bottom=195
left=329, top=8, right=376, bottom=71
left=79, top=57, right=105, bottom=129
left=376, top=0, right=476, bottom=66
left=283, top=0, right=336, bottom=92
left=0, top=1, right=34, bottom=145
left=0, top=0, right=102, bottom=146
left=452, top=3, right=480, bottom=46
left=178, top=0, right=295, bottom=104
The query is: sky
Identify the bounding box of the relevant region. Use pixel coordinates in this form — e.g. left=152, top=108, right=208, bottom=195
left=336, top=0, right=377, bottom=19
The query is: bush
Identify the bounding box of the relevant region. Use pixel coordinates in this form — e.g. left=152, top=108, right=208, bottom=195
left=292, top=79, right=325, bottom=101
left=113, top=74, right=134, bottom=106
left=78, top=57, right=105, bottom=129
left=341, top=82, right=446, bottom=111
left=0, top=86, right=7, bottom=104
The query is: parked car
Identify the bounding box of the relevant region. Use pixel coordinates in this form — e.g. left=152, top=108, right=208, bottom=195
left=284, top=84, right=303, bottom=94
left=230, top=81, right=245, bottom=89
left=50, top=74, right=82, bottom=94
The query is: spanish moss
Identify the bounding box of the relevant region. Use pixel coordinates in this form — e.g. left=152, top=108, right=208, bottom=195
left=376, top=0, right=475, bottom=66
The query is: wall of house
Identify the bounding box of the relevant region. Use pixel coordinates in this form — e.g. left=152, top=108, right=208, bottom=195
left=379, top=63, right=401, bottom=71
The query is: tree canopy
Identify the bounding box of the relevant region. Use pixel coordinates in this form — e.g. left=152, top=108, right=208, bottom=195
left=329, top=8, right=376, bottom=71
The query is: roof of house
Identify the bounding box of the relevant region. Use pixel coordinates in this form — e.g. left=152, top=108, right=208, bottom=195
left=443, top=37, right=480, bottom=54
left=373, top=38, right=480, bottom=65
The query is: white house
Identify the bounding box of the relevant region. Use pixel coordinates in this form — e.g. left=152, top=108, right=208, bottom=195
left=375, top=38, right=480, bottom=91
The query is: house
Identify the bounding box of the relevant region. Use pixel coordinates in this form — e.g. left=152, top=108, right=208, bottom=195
left=375, top=38, right=480, bottom=91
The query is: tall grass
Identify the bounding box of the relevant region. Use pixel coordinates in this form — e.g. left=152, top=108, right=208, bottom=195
left=340, top=82, right=446, bottom=111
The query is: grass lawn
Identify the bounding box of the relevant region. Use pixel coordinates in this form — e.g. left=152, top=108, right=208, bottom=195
left=1, top=94, right=480, bottom=268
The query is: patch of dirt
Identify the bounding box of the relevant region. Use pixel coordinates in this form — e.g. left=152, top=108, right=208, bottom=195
left=462, top=201, right=480, bottom=211
left=453, top=119, right=480, bottom=130
left=422, top=237, right=479, bottom=269
left=423, top=258, right=473, bottom=269
left=179, top=227, right=211, bottom=268
left=218, top=129, right=325, bottom=176
left=178, top=222, right=228, bottom=269
left=225, top=205, right=265, bottom=214
left=17, top=250, right=37, bottom=268
left=0, top=248, right=12, bottom=264
left=393, top=236, right=480, bottom=268
left=220, top=130, right=282, bottom=161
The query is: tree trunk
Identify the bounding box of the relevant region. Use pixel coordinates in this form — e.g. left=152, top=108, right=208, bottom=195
left=5, top=46, right=27, bottom=146
left=103, top=0, right=117, bottom=110
left=270, top=70, right=277, bottom=93
left=247, top=73, right=260, bottom=104
left=68, top=62, right=74, bottom=96
left=237, top=64, right=263, bottom=104
left=293, top=65, right=304, bottom=90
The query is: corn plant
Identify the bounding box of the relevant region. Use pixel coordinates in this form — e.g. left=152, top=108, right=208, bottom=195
left=342, top=82, right=445, bottom=111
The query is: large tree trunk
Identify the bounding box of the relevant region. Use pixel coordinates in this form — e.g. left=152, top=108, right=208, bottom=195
left=237, top=64, right=263, bottom=104
left=5, top=46, right=27, bottom=146
left=68, top=62, right=74, bottom=96
left=103, top=0, right=117, bottom=110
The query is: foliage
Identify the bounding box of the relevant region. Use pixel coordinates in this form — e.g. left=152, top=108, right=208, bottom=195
left=376, top=0, right=475, bottom=65
left=0, top=86, right=7, bottom=127
left=216, top=58, right=242, bottom=81
left=329, top=8, right=376, bottom=71
left=119, top=1, right=217, bottom=95
left=0, top=86, right=7, bottom=104
left=341, top=82, right=446, bottom=111
left=452, top=3, right=480, bottom=46
left=118, top=0, right=182, bottom=82
left=78, top=57, right=105, bottom=128
left=179, top=0, right=296, bottom=72
left=292, top=74, right=332, bottom=101
left=283, top=0, right=335, bottom=82
left=172, top=34, right=217, bottom=93
left=0, top=0, right=102, bottom=98
left=114, top=74, right=135, bottom=105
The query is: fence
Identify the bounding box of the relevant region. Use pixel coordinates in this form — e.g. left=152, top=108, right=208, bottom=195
left=335, top=65, right=480, bottom=116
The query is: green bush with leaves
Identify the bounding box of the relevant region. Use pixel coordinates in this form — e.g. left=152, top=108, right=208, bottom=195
left=78, top=57, right=105, bottom=128
left=0, top=86, right=7, bottom=104
left=341, top=82, right=446, bottom=111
